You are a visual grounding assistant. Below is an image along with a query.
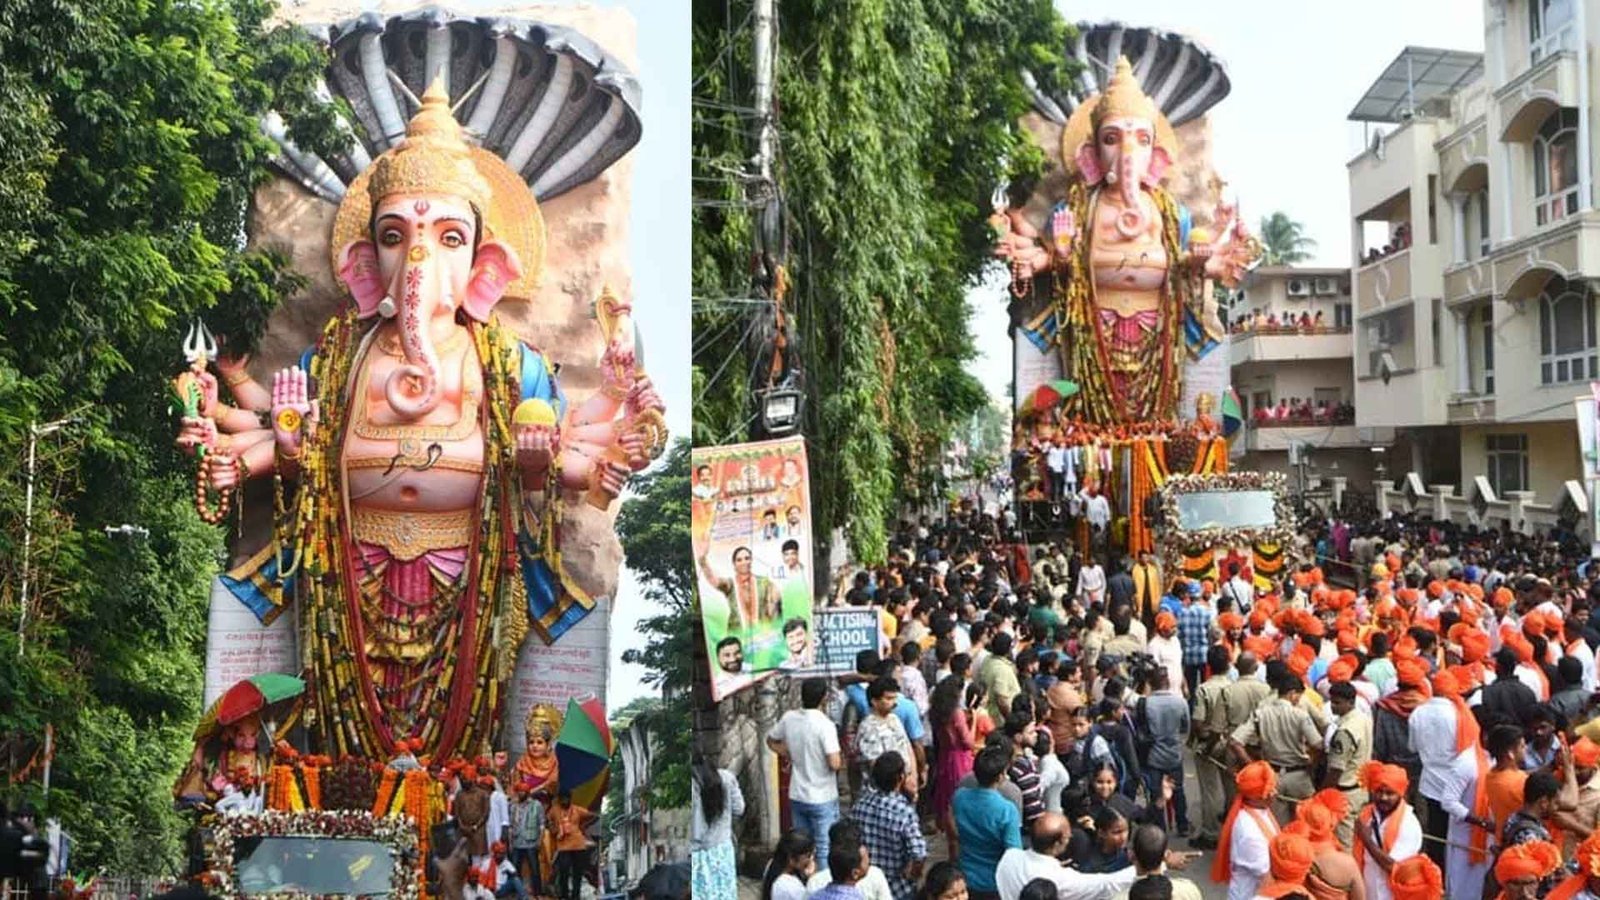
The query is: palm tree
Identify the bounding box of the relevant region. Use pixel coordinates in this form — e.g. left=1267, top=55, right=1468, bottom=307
left=1258, top=211, right=1318, bottom=265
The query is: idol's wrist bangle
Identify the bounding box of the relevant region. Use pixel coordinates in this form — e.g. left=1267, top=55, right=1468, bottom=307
left=224, top=371, right=251, bottom=387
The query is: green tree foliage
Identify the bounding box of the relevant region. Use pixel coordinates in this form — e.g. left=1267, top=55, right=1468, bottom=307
left=1258, top=211, right=1318, bottom=265
left=692, top=0, right=1071, bottom=563
left=614, top=439, right=694, bottom=809
left=0, top=0, right=337, bottom=872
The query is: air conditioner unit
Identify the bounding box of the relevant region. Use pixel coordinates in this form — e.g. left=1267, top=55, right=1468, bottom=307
left=1287, top=279, right=1312, bottom=297
left=1314, top=277, right=1338, bottom=296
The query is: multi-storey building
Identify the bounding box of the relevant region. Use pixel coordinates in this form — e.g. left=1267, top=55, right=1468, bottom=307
left=1230, top=267, right=1381, bottom=500
left=1346, top=1, right=1598, bottom=532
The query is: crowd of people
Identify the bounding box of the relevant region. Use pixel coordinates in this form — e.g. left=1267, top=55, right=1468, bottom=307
left=696, top=507, right=1600, bottom=900
left=1361, top=223, right=1412, bottom=266
left=1249, top=399, right=1356, bottom=428
left=1229, top=310, right=1343, bottom=336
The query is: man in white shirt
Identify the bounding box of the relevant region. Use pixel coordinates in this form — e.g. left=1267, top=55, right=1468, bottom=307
left=995, top=812, right=1136, bottom=900
left=1406, top=678, right=1462, bottom=872
left=769, top=678, right=845, bottom=866
left=1046, top=442, right=1067, bottom=501
left=1147, top=612, right=1185, bottom=699
left=1222, top=563, right=1254, bottom=614
left=1563, top=617, right=1599, bottom=691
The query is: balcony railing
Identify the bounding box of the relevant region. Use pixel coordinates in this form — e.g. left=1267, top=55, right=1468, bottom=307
left=1229, top=323, right=1352, bottom=337
left=1250, top=408, right=1356, bottom=428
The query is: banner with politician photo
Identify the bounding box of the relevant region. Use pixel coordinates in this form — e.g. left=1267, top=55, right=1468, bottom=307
left=692, top=437, right=815, bottom=701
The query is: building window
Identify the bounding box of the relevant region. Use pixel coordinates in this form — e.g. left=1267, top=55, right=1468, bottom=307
left=1474, top=189, right=1490, bottom=258
left=1335, top=302, right=1353, bottom=330
left=1530, top=0, right=1575, bottom=64
left=1538, top=277, right=1597, bottom=384
left=1485, top=433, right=1529, bottom=496
left=1479, top=305, right=1495, bottom=394
left=1533, top=108, right=1579, bottom=226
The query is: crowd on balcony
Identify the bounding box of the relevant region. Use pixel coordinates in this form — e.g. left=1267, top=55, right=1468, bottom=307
left=1249, top=397, right=1356, bottom=426
left=1360, top=221, right=1411, bottom=264
left=1230, top=308, right=1344, bottom=335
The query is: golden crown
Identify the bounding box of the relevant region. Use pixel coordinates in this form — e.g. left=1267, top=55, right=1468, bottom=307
left=1092, top=56, right=1160, bottom=130
left=367, top=77, right=491, bottom=212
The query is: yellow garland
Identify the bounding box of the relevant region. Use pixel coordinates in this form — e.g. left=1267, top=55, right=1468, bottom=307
left=373, top=768, right=399, bottom=818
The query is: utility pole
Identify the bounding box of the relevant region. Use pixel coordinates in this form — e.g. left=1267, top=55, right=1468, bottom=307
left=17, top=416, right=78, bottom=659
left=752, top=0, right=776, bottom=183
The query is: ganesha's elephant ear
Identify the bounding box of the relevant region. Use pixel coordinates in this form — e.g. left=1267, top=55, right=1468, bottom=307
left=337, top=240, right=385, bottom=319
left=462, top=240, right=524, bottom=323
left=1074, top=141, right=1106, bottom=185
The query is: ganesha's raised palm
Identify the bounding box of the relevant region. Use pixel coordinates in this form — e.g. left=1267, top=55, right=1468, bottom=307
left=270, top=366, right=315, bottom=458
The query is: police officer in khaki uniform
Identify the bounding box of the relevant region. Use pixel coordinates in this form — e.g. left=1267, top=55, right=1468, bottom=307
left=1322, top=680, right=1372, bottom=847
left=1218, top=652, right=1273, bottom=813
left=1229, top=667, right=1322, bottom=827
left=1189, top=644, right=1235, bottom=850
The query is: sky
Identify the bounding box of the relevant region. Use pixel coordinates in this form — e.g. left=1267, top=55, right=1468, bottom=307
left=966, top=0, right=1488, bottom=404
left=404, top=0, right=690, bottom=710
left=520, top=0, right=692, bottom=711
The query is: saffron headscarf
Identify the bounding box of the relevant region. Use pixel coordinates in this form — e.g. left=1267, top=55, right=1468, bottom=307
left=1293, top=800, right=1338, bottom=850
left=1312, top=787, right=1351, bottom=826
left=1547, top=831, right=1600, bottom=900
left=1494, top=839, right=1561, bottom=885
left=1212, top=761, right=1278, bottom=884
left=1573, top=737, right=1600, bottom=770
left=1257, top=832, right=1317, bottom=898
left=1353, top=762, right=1412, bottom=873
left=1389, top=855, right=1443, bottom=900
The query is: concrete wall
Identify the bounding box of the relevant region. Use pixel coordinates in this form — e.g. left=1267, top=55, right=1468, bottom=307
left=1457, top=418, right=1582, bottom=503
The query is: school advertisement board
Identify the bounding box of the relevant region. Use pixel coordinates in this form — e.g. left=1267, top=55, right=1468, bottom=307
left=692, top=437, right=815, bottom=701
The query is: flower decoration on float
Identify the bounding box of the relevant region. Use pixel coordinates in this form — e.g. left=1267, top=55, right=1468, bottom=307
left=204, top=809, right=419, bottom=900
left=1156, top=471, right=1296, bottom=558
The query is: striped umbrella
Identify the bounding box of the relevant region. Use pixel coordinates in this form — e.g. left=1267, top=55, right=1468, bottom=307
left=1221, top=388, right=1244, bottom=438
left=555, top=697, right=614, bottom=808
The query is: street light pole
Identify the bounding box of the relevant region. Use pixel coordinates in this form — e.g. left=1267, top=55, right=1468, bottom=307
left=17, top=416, right=79, bottom=659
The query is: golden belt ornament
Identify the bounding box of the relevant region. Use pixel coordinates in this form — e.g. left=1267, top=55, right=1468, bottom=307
left=351, top=507, right=475, bottom=560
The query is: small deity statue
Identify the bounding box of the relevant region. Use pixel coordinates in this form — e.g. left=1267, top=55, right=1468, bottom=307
left=994, top=57, right=1259, bottom=426
left=1192, top=392, right=1219, bottom=439
left=514, top=704, right=561, bottom=793
left=207, top=715, right=269, bottom=798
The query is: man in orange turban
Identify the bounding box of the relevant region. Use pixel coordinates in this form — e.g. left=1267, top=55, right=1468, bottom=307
left=1553, top=737, right=1600, bottom=845
left=1294, top=797, right=1365, bottom=900
left=1213, top=760, right=1279, bottom=897
left=1547, top=830, right=1600, bottom=900
left=1503, top=632, right=1551, bottom=701
left=1354, top=761, right=1422, bottom=900
left=1388, top=855, right=1442, bottom=900
left=1493, top=839, right=1562, bottom=900
left=1257, top=831, right=1317, bottom=898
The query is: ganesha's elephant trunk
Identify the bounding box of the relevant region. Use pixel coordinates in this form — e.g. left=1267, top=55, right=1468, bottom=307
left=384, top=260, right=443, bottom=420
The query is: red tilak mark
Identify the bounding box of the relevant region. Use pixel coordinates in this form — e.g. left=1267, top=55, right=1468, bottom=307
left=414, top=199, right=430, bottom=215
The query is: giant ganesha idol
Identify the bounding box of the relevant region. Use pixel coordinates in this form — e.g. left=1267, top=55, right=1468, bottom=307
left=994, top=56, right=1258, bottom=425
left=174, top=81, right=664, bottom=761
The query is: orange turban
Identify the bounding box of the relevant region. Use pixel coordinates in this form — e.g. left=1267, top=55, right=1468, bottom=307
left=1389, top=856, right=1443, bottom=900
left=1506, top=632, right=1536, bottom=664
left=1373, top=599, right=1401, bottom=622
left=1574, top=737, right=1600, bottom=769
left=1359, top=761, right=1409, bottom=796
left=1493, top=586, right=1514, bottom=608
left=1465, top=582, right=1484, bottom=601
left=1238, top=760, right=1277, bottom=800
left=1432, top=669, right=1480, bottom=754
left=1460, top=629, right=1489, bottom=664
left=1327, top=656, right=1355, bottom=684
left=1299, top=614, right=1326, bottom=638
left=1427, top=581, right=1444, bottom=599
left=1312, top=787, right=1350, bottom=824
left=1288, top=644, right=1316, bottom=680
left=1249, top=609, right=1271, bottom=631
left=1244, top=635, right=1279, bottom=660
left=1156, top=611, right=1177, bottom=632
left=1294, top=800, right=1337, bottom=849
left=1257, top=832, right=1317, bottom=898
left=1446, top=663, right=1481, bottom=692
left=1393, top=635, right=1420, bottom=661
left=1523, top=612, right=1547, bottom=638
left=1336, top=629, right=1359, bottom=652
left=1219, top=612, right=1245, bottom=631
left=1549, top=832, right=1600, bottom=900
left=1394, top=658, right=1431, bottom=693
left=1494, top=840, right=1561, bottom=884
left=1213, top=761, right=1280, bottom=884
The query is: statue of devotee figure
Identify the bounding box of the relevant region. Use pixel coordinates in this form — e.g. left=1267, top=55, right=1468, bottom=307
left=174, top=81, right=664, bottom=761
left=995, top=57, right=1258, bottom=426
left=514, top=705, right=561, bottom=794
